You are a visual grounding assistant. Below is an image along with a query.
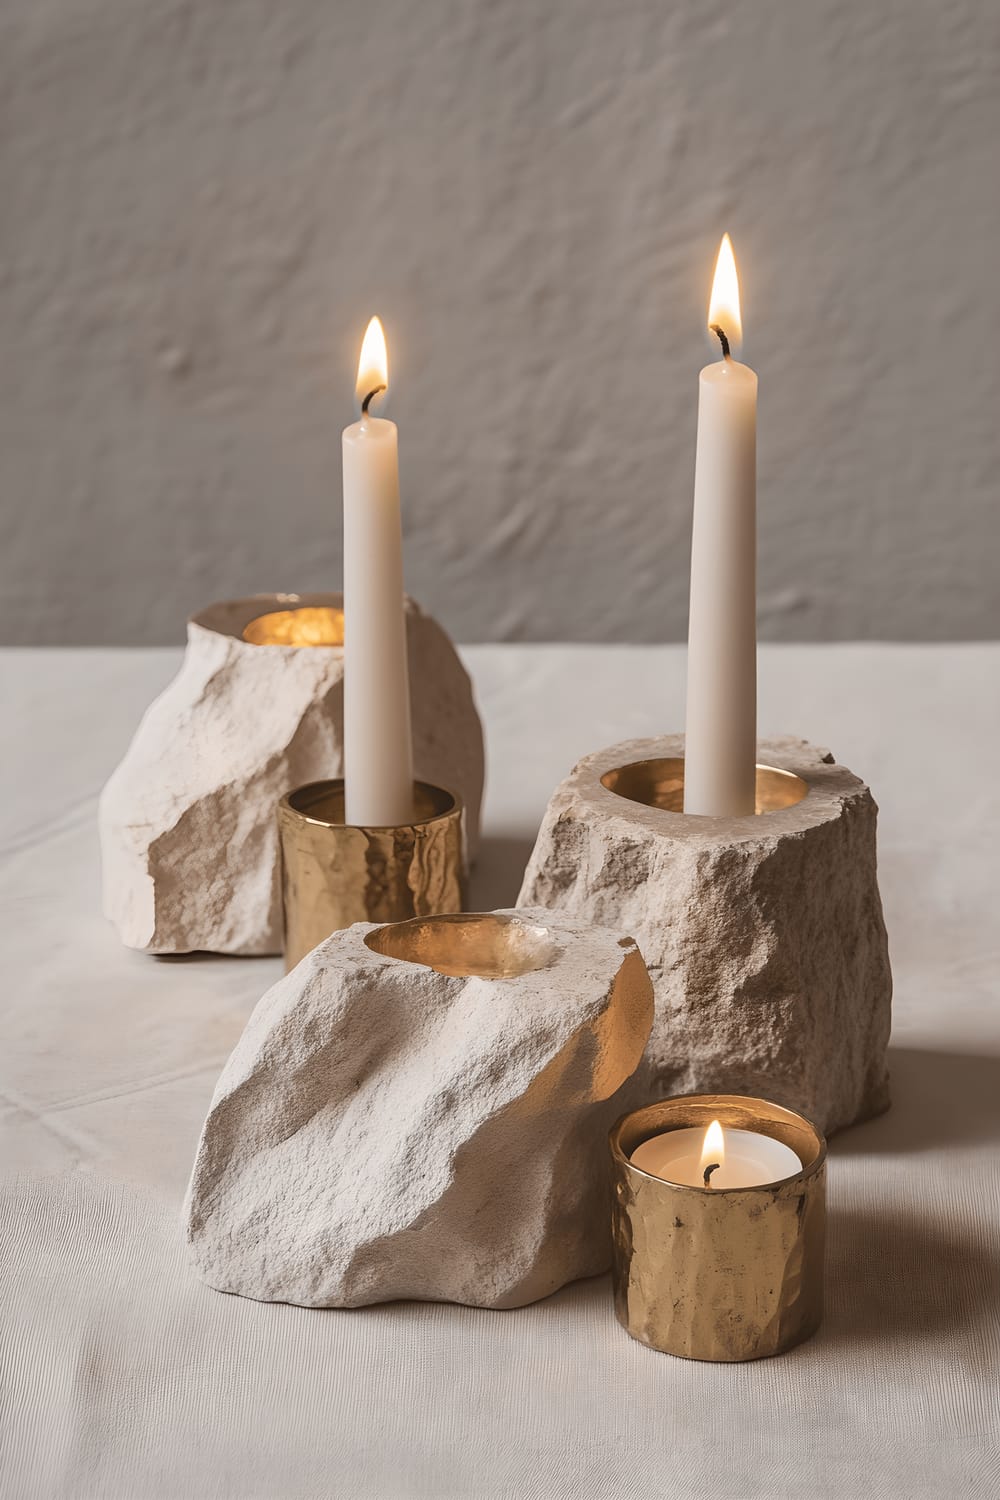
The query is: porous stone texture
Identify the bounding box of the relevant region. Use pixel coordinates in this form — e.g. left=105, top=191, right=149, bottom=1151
left=99, top=593, right=484, bottom=955
left=518, top=736, right=892, bottom=1137
left=185, top=909, right=654, bottom=1309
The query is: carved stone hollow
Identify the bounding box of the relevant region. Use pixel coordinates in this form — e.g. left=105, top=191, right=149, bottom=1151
left=609, top=1094, right=826, bottom=1362
left=518, top=735, right=892, bottom=1136
left=185, top=909, right=655, bottom=1309
left=99, top=592, right=485, bottom=955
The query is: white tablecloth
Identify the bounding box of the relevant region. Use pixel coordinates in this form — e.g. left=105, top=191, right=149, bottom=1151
left=2, top=644, right=999, bottom=1500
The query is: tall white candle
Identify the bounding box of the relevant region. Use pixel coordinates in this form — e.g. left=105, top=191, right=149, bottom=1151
left=342, top=316, right=414, bottom=827
left=683, top=235, right=758, bottom=817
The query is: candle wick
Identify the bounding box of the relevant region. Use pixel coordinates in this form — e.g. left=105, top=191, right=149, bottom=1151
left=702, top=1162, right=721, bottom=1188
left=361, top=385, right=386, bottom=417
left=709, top=324, right=731, bottom=360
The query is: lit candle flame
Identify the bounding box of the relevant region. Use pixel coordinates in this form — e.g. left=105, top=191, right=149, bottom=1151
left=356, top=315, right=388, bottom=412
left=699, top=1118, right=726, bottom=1180
left=707, top=233, right=742, bottom=354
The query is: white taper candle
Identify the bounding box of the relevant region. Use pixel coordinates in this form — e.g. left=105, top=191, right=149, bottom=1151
left=683, top=235, right=758, bottom=817
left=342, top=317, right=414, bottom=826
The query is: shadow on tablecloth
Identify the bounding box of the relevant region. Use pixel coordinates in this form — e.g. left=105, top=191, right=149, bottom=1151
left=832, top=1045, right=1000, bottom=1156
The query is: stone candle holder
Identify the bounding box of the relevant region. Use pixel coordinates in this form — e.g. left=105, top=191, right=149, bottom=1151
left=185, top=909, right=654, bottom=1309
left=518, top=735, right=892, bottom=1136
left=99, top=592, right=484, bottom=956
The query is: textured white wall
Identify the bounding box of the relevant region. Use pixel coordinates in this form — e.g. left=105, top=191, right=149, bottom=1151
left=1, top=0, right=998, bottom=643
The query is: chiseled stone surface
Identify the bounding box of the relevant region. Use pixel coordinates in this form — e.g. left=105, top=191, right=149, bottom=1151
left=519, top=736, right=892, bottom=1137
left=99, top=593, right=484, bottom=955
left=185, top=910, right=654, bottom=1309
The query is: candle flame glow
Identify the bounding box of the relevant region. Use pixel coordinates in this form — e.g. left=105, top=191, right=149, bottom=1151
left=699, top=1118, right=726, bottom=1172
left=356, top=315, right=389, bottom=409
left=707, top=233, right=742, bottom=353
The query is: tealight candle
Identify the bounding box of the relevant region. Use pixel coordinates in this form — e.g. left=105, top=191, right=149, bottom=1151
left=630, top=1116, right=802, bottom=1189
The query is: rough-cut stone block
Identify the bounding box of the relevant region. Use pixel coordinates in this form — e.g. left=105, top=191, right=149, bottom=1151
left=99, top=593, right=484, bottom=955
left=185, top=909, right=654, bottom=1309
left=518, top=736, right=892, bottom=1136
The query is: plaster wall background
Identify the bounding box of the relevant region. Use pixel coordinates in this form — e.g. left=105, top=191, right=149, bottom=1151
left=1, top=0, right=997, bottom=644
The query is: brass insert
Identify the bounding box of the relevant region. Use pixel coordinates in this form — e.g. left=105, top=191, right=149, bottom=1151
left=601, top=758, right=808, bottom=814
left=364, top=912, right=556, bottom=979
left=243, top=606, right=345, bottom=647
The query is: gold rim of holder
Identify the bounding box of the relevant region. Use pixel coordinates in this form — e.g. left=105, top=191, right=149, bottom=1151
left=600, top=758, right=809, bottom=814
left=609, top=1094, right=826, bottom=1363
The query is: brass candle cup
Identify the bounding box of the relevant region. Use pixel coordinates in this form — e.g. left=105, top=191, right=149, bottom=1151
left=277, top=779, right=465, bottom=970
left=609, top=1094, right=826, bottom=1363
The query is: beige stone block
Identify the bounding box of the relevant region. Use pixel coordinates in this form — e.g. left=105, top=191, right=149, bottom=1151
left=518, top=735, right=892, bottom=1136
left=185, top=910, right=654, bottom=1308
left=99, top=593, right=484, bottom=955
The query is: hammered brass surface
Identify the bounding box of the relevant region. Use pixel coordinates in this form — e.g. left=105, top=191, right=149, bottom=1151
left=609, top=1095, right=826, bottom=1362
left=242, top=606, right=345, bottom=647
left=600, top=758, right=808, bottom=814
left=364, top=912, right=556, bottom=979
left=278, top=779, right=465, bottom=970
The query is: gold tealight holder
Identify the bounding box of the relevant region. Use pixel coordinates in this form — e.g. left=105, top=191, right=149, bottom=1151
left=277, top=779, right=465, bottom=970
left=609, top=1094, right=826, bottom=1362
